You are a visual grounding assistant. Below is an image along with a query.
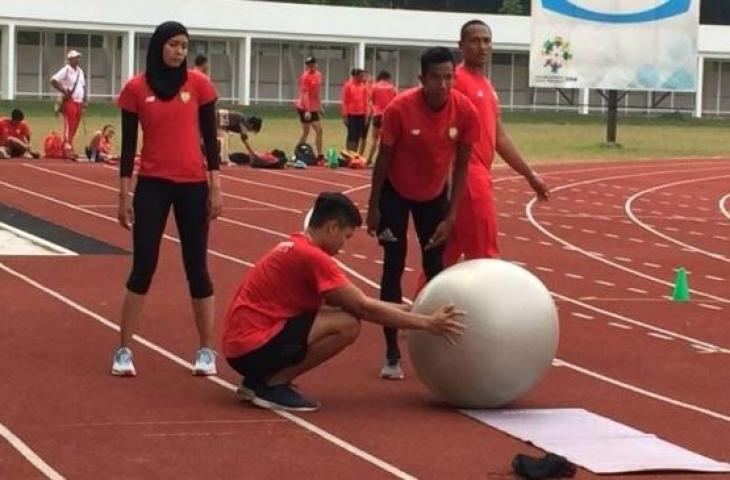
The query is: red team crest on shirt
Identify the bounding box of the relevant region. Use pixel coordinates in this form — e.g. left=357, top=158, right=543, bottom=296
left=180, top=91, right=191, bottom=103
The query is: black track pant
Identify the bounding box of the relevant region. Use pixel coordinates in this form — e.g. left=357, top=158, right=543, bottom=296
left=126, top=176, right=213, bottom=299
left=376, top=181, right=448, bottom=362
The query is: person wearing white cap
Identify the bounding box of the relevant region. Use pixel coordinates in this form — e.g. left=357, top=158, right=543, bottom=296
left=50, top=49, right=87, bottom=158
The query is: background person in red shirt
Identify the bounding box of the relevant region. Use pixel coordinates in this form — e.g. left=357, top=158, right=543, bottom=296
left=295, top=56, right=324, bottom=164
left=445, top=20, right=549, bottom=265
left=366, top=47, right=479, bottom=380
left=366, top=70, right=398, bottom=166
left=223, top=192, right=465, bottom=412
left=85, top=124, right=118, bottom=163
left=341, top=68, right=369, bottom=153
left=111, top=21, right=223, bottom=379
left=0, top=109, right=39, bottom=159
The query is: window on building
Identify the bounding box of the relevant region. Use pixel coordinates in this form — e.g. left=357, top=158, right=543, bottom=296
left=17, top=31, right=41, bottom=45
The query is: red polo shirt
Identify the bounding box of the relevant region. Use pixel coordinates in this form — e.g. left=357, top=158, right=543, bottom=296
left=222, top=233, right=349, bottom=358
left=380, top=87, right=480, bottom=201
left=117, top=70, right=217, bottom=182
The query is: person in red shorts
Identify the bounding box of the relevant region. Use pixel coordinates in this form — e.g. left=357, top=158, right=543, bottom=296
left=111, top=21, right=223, bottom=378
left=223, top=192, right=465, bottom=412
left=50, top=50, right=87, bottom=159
left=0, top=109, right=39, bottom=159
left=366, top=70, right=398, bottom=166
left=366, top=47, right=479, bottom=380
left=445, top=20, right=550, bottom=266
left=295, top=56, right=324, bottom=164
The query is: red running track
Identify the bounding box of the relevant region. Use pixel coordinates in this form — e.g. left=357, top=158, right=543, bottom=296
left=1, top=157, right=729, bottom=479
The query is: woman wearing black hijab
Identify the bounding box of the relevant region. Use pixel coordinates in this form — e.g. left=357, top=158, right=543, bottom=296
left=112, top=21, right=222, bottom=377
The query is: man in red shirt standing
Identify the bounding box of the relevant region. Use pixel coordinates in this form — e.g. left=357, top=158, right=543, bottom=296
left=366, top=70, right=398, bottom=166
left=295, top=56, right=324, bottom=164
left=445, top=20, right=549, bottom=265
left=223, top=192, right=465, bottom=411
left=366, top=47, right=479, bottom=380
left=341, top=68, right=369, bottom=153
left=0, top=109, right=39, bottom=159
left=50, top=50, right=87, bottom=159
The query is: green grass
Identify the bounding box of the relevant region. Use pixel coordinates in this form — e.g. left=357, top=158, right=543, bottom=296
left=3, top=100, right=729, bottom=163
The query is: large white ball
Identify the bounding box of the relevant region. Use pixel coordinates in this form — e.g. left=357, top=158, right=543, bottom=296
left=407, top=259, right=559, bottom=408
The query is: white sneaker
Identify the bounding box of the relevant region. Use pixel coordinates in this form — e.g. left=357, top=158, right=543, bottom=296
left=380, top=360, right=404, bottom=380
left=111, top=347, right=136, bottom=376
left=192, top=347, right=217, bottom=376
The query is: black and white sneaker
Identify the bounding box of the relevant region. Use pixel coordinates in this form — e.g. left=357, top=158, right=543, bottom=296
left=251, top=384, right=321, bottom=412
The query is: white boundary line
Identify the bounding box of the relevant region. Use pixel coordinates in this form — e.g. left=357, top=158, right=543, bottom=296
left=0, top=262, right=417, bottom=480
left=5, top=164, right=730, bottom=428
left=0, top=422, right=66, bottom=480
left=625, top=174, right=730, bottom=262
left=720, top=193, right=730, bottom=221
left=0, top=221, right=77, bottom=256
left=526, top=166, right=730, bottom=304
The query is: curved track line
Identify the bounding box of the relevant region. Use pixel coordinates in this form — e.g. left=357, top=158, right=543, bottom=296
left=7, top=166, right=730, bottom=422
left=720, top=193, right=730, bottom=221
left=625, top=174, right=730, bottom=262
left=0, top=422, right=65, bottom=480
left=526, top=167, right=730, bottom=304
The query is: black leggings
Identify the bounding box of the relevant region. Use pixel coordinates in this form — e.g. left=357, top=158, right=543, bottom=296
left=126, top=176, right=213, bottom=298
left=377, top=181, right=448, bottom=362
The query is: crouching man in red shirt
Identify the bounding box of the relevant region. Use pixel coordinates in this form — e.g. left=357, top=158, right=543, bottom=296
left=222, top=192, right=465, bottom=412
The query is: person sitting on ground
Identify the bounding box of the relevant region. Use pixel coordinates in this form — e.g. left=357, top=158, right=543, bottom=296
left=85, top=124, right=119, bottom=163
left=222, top=191, right=465, bottom=412
left=0, top=109, right=40, bottom=159
left=216, top=108, right=262, bottom=164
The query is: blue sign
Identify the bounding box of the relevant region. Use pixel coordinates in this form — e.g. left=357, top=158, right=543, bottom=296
left=541, top=0, right=691, bottom=23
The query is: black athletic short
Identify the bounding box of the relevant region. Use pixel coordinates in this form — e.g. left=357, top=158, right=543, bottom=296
left=372, top=115, right=383, bottom=129
left=226, top=311, right=316, bottom=381
left=346, top=115, right=366, bottom=143
left=297, top=109, right=320, bottom=123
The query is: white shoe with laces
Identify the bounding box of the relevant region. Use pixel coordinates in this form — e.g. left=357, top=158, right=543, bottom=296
left=192, top=347, right=217, bottom=376
left=111, top=347, right=137, bottom=376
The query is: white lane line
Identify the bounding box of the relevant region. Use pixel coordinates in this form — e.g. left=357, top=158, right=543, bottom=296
left=539, top=241, right=553, bottom=247
left=253, top=169, right=354, bottom=188
left=608, top=322, right=633, bottom=330
left=605, top=233, right=620, bottom=239
left=515, top=236, right=531, bottom=241
left=699, top=304, right=723, bottom=311
left=527, top=167, right=730, bottom=305
left=571, top=312, right=594, bottom=320
left=692, top=344, right=720, bottom=354
left=25, top=164, right=303, bottom=214
left=642, top=262, right=661, bottom=268
left=625, top=174, right=730, bottom=263
left=343, top=184, right=372, bottom=195
left=654, top=243, right=670, bottom=248
left=220, top=174, right=317, bottom=197
left=0, top=262, right=418, bottom=480
left=595, top=280, right=615, bottom=287
left=352, top=254, right=367, bottom=260
left=614, top=257, right=632, bottom=263
left=706, top=275, right=725, bottom=282
left=627, top=287, right=648, bottom=294
left=565, top=273, right=584, bottom=279
left=581, top=229, right=596, bottom=234
left=536, top=266, right=554, bottom=272
left=647, top=332, right=675, bottom=341
left=720, top=193, right=730, bottom=221
left=0, top=423, right=65, bottom=480
left=628, top=237, right=644, bottom=243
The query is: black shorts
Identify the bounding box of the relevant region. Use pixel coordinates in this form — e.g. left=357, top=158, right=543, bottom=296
left=372, top=115, right=383, bottom=129
left=297, top=109, right=320, bottom=123
left=346, top=115, right=366, bottom=143
left=226, top=311, right=316, bottom=381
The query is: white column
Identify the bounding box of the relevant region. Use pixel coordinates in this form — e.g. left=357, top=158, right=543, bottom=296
left=237, top=36, right=251, bottom=105
left=357, top=41, right=366, bottom=69
left=694, top=54, right=704, bottom=118
left=121, top=30, right=135, bottom=84
left=579, top=88, right=589, bottom=114
left=1, top=24, right=16, bottom=100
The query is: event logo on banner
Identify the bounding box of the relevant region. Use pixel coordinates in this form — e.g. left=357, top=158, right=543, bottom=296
left=530, top=0, right=699, bottom=91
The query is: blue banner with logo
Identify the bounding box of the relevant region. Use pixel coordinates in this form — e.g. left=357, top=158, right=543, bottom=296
left=530, top=0, right=699, bottom=91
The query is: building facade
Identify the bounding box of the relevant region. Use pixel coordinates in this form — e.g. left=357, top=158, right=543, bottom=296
left=1, top=0, right=729, bottom=116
